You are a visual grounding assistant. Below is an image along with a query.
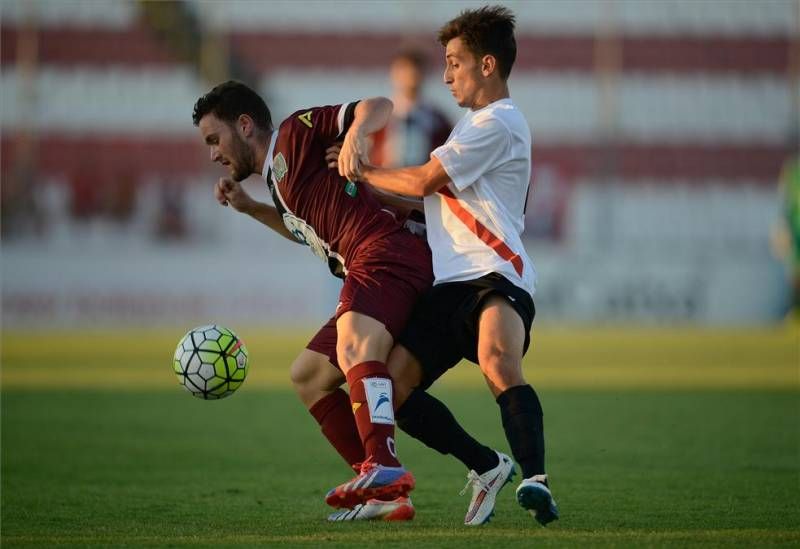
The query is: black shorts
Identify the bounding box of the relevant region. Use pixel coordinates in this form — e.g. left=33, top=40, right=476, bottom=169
left=397, top=272, right=535, bottom=391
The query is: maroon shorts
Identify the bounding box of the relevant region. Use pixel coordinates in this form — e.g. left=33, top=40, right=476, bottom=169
left=307, top=229, right=432, bottom=368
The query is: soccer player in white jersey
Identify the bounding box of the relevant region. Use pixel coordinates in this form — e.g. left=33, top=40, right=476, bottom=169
left=337, top=5, right=559, bottom=526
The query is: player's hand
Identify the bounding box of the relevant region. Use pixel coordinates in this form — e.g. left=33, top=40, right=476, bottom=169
left=214, top=177, right=254, bottom=214
left=338, top=127, right=369, bottom=181
left=326, top=143, right=342, bottom=169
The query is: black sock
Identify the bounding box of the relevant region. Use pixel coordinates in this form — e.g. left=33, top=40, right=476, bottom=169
left=496, top=384, right=545, bottom=479
left=397, top=389, right=499, bottom=474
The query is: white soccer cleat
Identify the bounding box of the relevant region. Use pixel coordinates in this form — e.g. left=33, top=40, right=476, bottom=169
left=516, top=474, right=559, bottom=526
left=460, top=451, right=516, bottom=526
left=327, top=496, right=415, bottom=522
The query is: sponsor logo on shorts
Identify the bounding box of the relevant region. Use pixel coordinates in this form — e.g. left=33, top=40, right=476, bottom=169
left=363, top=377, right=394, bottom=425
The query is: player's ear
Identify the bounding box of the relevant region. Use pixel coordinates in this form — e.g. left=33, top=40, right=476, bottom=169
left=481, top=54, right=496, bottom=78
left=238, top=114, right=253, bottom=137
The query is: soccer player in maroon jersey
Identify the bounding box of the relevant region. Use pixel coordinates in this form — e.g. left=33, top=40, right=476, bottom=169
left=193, top=81, right=430, bottom=509
left=194, top=81, right=511, bottom=523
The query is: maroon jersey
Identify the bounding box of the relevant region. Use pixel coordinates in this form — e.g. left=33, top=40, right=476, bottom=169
left=263, top=102, right=404, bottom=278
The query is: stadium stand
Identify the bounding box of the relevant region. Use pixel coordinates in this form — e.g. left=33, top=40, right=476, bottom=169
left=1, top=0, right=797, bottom=324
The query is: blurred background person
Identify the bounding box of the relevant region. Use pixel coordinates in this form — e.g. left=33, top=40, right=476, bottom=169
left=370, top=48, right=452, bottom=169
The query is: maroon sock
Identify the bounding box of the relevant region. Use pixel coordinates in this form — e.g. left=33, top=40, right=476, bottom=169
left=309, top=389, right=365, bottom=468
left=346, top=361, right=401, bottom=468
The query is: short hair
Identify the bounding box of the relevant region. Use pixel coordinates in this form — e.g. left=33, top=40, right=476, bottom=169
left=192, top=80, right=272, bottom=132
left=437, top=5, right=516, bottom=80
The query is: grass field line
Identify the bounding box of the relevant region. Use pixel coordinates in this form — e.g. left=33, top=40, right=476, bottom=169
left=3, top=528, right=800, bottom=545
left=2, top=327, right=797, bottom=391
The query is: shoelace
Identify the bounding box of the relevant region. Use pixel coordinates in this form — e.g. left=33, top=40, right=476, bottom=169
left=352, top=456, right=377, bottom=474
left=459, top=470, right=488, bottom=497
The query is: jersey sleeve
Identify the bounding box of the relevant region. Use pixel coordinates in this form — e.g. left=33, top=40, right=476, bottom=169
left=431, top=114, right=510, bottom=192
left=293, top=102, right=359, bottom=144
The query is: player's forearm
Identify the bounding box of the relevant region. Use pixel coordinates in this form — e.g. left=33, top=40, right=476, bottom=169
left=370, top=187, right=424, bottom=215
left=350, top=97, right=393, bottom=137
left=361, top=165, right=426, bottom=197
left=243, top=201, right=296, bottom=242
left=361, top=160, right=446, bottom=198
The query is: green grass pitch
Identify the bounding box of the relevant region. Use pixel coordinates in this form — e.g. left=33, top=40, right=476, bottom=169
left=2, top=327, right=798, bottom=547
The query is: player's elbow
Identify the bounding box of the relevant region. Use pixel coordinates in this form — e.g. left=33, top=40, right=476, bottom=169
left=420, top=180, right=439, bottom=196
left=419, top=164, right=446, bottom=196
left=372, top=96, right=393, bottom=113
left=361, top=96, right=394, bottom=119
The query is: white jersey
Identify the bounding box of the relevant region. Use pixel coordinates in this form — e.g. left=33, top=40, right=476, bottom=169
left=427, top=98, right=536, bottom=296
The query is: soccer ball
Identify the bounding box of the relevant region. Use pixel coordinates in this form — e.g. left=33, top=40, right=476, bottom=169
left=173, top=325, right=249, bottom=400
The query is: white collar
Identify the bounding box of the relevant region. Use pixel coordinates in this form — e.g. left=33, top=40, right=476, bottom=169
left=471, top=97, right=513, bottom=113
left=261, top=130, right=279, bottom=179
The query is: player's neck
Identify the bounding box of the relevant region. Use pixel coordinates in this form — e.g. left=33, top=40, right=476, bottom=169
left=470, top=81, right=509, bottom=111
left=254, top=130, right=273, bottom=177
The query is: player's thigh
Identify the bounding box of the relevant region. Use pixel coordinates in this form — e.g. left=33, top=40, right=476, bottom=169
left=476, top=294, right=527, bottom=390
left=397, top=282, right=475, bottom=391
left=290, top=348, right=345, bottom=408
left=335, top=311, right=394, bottom=372
left=386, top=344, right=424, bottom=407
left=334, top=234, right=433, bottom=370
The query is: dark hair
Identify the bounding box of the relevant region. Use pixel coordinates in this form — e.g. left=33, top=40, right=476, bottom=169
left=437, top=5, right=516, bottom=80
left=393, top=48, right=429, bottom=72
left=192, top=80, right=273, bottom=132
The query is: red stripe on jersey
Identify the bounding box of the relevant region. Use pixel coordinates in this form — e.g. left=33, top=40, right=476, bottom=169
left=437, top=187, right=524, bottom=276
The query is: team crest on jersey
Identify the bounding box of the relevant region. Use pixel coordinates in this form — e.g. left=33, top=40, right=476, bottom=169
left=272, top=152, right=288, bottom=182
left=297, top=110, right=313, bottom=128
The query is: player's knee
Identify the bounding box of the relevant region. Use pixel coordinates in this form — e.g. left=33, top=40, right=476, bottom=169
left=335, top=336, right=392, bottom=371
left=387, top=346, right=423, bottom=407
left=386, top=349, right=408, bottom=381
left=289, top=354, right=316, bottom=387
left=478, top=344, right=524, bottom=386
left=290, top=351, right=341, bottom=405
left=334, top=312, right=395, bottom=369
left=335, top=339, right=360, bottom=370
left=478, top=340, right=514, bottom=366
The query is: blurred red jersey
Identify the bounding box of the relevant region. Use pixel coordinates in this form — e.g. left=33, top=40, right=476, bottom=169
left=263, top=102, right=404, bottom=278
